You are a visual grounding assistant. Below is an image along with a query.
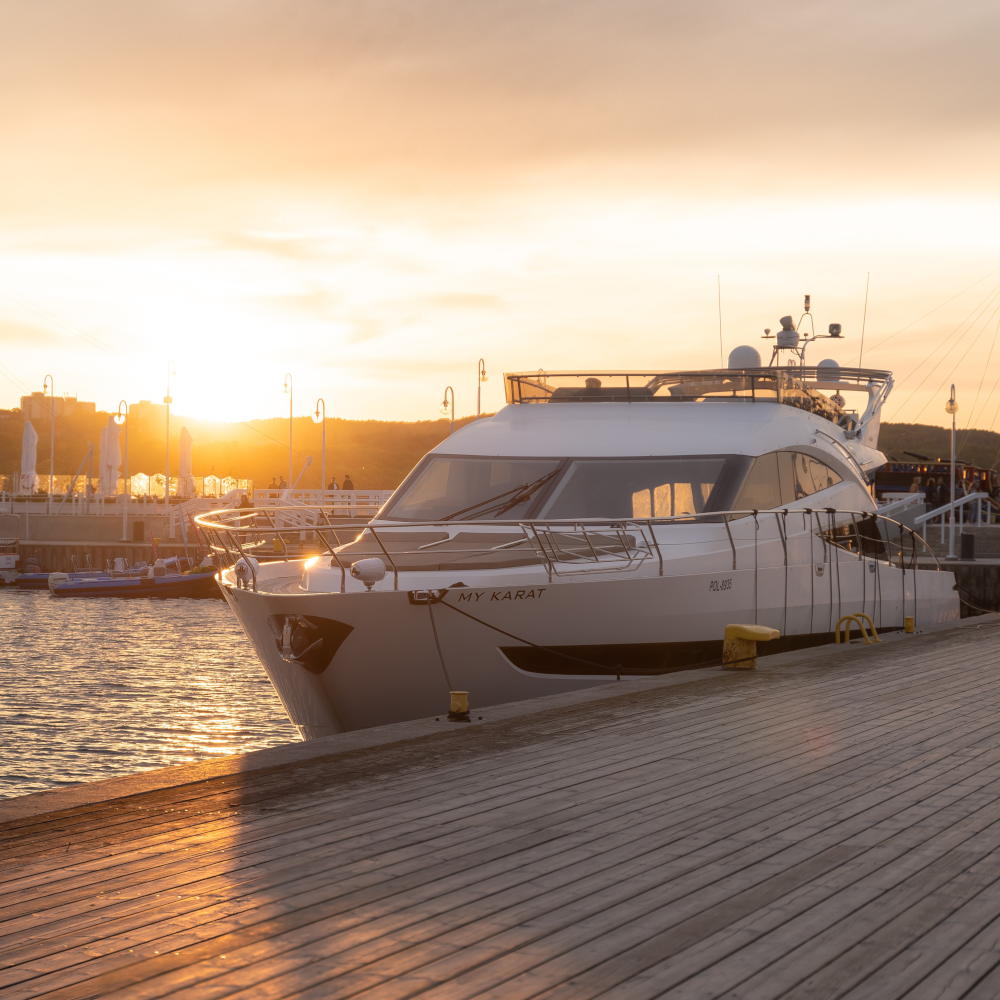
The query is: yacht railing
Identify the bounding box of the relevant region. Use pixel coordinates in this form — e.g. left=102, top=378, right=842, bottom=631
left=503, top=366, right=889, bottom=435
left=196, top=505, right=943, bottom=595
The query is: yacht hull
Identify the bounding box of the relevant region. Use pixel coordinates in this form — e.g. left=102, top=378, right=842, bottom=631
left=221, top=558, right=959, bottom=738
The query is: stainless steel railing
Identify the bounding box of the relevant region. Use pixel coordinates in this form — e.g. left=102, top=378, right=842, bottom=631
left=196, top=505, right=944, bottom=595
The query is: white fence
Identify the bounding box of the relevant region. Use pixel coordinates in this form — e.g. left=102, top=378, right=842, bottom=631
left=251, top=489, right=393, bottom=517
left=0, top=494, right=176, bottom=517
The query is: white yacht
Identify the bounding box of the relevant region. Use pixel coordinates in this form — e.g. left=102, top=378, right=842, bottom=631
left=200, top=307, right=959, bottom=738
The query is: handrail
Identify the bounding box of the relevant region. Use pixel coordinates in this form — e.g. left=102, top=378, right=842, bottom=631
left=812, top=428, right=870, bottom=482
left=913, top=491, right=993, bottom=543
left=913, top=491, right=991, bottom=526
left=196, top=504, right=944, bottom=594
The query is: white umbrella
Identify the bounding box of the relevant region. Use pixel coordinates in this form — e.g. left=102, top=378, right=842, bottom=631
left=99, top=416, right=121, bottom=496
left=19, top=421, right=38, bottom=495
left=178, top=426, right=195, bottom=497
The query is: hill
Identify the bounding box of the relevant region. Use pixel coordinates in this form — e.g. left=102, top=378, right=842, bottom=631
left=0, top=409, right=476, bottom=493
left=3, top=409, right=1000, bottom=495
left=877, top=423, right=1000, bottom=471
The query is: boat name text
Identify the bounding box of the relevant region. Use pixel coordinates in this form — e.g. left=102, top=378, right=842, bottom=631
left=708, top=577, right=734, bottom=592
left=456, top=588, right=548, bottom=603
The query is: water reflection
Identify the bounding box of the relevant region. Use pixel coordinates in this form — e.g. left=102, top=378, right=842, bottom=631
left=0, top=589, right=296, bottom=798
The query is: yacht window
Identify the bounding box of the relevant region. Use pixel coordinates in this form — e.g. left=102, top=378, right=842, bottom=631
left=778, top=452, right=842, bottom=500
left=735, top=453, right=783, bottom=510
left=737, top=451, right=843, bottom=511
left=381, top=457, right=563, bottom=521
left=803, top=455, right=842, bottom=492
left=539, top=458, right=732, bottom=520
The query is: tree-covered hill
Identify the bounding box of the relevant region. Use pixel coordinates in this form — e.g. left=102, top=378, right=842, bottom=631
left=877, top=423, right=1000, bottom=471
left=0, top=409, right=477, bottom=492
left=3, top=407, right=1000, bottom=494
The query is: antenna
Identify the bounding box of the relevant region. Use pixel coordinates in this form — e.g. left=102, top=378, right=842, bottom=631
left=797, top=293, right=816, bottom=337
left=858, top=272, right=870, bottom=367
left=716, top=274, right=724, bottom=367
left=763, top=295, right=844, bottom=366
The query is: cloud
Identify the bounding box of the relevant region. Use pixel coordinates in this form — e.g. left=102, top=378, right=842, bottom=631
left=3, top=0, right=999, bottom=221
left=264, top=288, right=341, bottom=318
left=216, top=232, right=335, bottom=261
left=419, top=294, right=504, bottom=311
left=0, top=319, right=68, bottom=347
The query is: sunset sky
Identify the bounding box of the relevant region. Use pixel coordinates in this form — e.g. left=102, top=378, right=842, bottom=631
left=3, top=0, right=1000, bottom=428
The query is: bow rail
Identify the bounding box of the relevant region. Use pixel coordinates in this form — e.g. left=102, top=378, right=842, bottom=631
left=196, top=505, right=943, bottom=595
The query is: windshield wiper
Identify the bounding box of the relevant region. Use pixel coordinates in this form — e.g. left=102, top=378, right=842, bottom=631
left=440, top=468, right=562, bottom=521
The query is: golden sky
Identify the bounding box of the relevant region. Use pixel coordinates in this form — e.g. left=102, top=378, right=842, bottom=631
left=2, top=0, right=1000, bottom=427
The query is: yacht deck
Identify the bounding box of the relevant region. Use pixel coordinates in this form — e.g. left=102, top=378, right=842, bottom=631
left=4, top=616, right=1000, bottom=998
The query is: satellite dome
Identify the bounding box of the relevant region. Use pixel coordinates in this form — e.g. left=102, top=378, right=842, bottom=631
left=727, top=345, right=762, bottom=369
left=817, top=358, right=841, bottom=378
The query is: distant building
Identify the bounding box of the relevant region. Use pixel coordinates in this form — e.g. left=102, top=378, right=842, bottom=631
left=130, top=400, right=168, bottom=426
left=19, top=392, right=96, bottom=420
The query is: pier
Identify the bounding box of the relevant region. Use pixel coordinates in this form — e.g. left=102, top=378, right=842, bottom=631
left=0, top=489, right=391, bottom=574
left=4, top=618, right=1000, bottom=998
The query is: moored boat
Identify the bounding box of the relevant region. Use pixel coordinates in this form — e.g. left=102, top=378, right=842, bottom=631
left=47, top=557, right=220, bottom=598
left=199, top=301, right=961, bottom=739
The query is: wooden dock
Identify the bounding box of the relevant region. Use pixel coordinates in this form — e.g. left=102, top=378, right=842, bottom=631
left=5, top=618, right=1000, bottom=998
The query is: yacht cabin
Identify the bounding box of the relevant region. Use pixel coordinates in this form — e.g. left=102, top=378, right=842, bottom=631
left=376, top=367, right=892, bottom=527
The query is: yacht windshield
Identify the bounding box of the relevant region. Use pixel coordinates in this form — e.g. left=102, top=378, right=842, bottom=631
left=382, top=457, right=564, bottom=522
left=381, top=455, right=746, bottom=522
left=539, top=457, right=737, bottom=519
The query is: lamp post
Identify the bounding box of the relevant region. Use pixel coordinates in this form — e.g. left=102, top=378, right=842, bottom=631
left=946, top=385, right=958, bottom=560
left=42, top=374, right=55, bottom=513
left=115, top=400, right=129, bottom=541
left=164, top=362, right=174, bottom=504
left=441, top=385, right=455, bottom=433
left=477, top=358, right=488, bottom=416
left=283, top=373, right=294, bottom=488
left=313, top=397, right=327, bottom=494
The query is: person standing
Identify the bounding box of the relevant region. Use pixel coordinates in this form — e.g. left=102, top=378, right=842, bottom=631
left=342, top=473, right=354, bottom=490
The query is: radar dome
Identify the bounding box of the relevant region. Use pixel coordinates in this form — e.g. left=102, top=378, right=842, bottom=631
left=727, top=345, right=762, bottom=369
left=817, top=359, right=841, bottom=379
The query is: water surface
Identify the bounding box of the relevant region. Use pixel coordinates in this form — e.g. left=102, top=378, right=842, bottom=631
left=0, top=589, right=296, bottom=799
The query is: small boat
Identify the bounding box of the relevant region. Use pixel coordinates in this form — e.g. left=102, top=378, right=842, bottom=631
left=15, top=556, right=144, bottom=590
left=47, top=558, right=220, bottom=598
left=15, top=568, right=108, bottom=589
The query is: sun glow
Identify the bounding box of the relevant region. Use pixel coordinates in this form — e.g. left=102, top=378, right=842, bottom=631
left=4, top=194, right=1000, bottom=426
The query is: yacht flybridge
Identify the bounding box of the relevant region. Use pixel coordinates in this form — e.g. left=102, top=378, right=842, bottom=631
left=199, top=303, right=959, bottom=738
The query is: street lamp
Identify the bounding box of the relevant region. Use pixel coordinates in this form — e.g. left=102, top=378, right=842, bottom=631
left=42, top=374, right=55, bottom=513
left=946, top=385, right=958, bottom=560
left=313, top=397, right=327, bottom=494
left=164, top=362, right=175, bottom=503
left=115, top=400, right=129, bottom=541
left=477, top=358, right=488, bottom=416
left=283, top=373, right=294, bottom=488
left=441, top=385, right=455, bottom=433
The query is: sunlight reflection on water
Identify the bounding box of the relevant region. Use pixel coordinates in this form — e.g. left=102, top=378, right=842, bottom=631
left=0, top=589, right=296, bottom=799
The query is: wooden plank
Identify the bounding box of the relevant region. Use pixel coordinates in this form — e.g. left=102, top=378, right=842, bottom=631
left=5, top=622, right=1000, bottom=999
left=45, top=728, right=1000, bottom=1000
left=5, top=680, right=992, bottom=976
left=1, top=636, right=976, bottom=896
left=4, top=645, right=986, bottom=902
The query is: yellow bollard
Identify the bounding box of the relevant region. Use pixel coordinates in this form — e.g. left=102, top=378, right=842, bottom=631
left=722, top=624, right=780, bottom=670
left=903, top=616, right=915, bottom=633
left=835, top=614, right=880, bottom=644
left=448, top=690, right=471, bottom=722
left=835, top=615, right=860, bottom=644
left=854, top=613, right=880, bottom=642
